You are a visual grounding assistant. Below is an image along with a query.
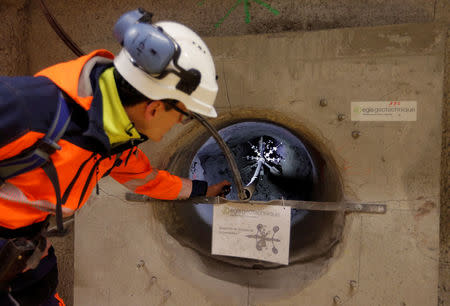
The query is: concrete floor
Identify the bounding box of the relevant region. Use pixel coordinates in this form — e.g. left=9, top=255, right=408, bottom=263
left=1, top=0, right=449, bottom=305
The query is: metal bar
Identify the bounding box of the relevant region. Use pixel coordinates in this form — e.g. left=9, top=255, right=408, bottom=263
left=235, top=199, right=387, bottom=214
left=125, top=193, right=386, bottom=214
left=46, top=216, right=74, bottom=234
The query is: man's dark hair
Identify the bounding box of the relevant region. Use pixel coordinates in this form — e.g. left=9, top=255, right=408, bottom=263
left=113, top=68, right=176, bottom=111
left=113, top=68, right=149, bottom=107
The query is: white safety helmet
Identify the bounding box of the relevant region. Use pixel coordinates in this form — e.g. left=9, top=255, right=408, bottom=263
left=113, top=9, right=218, bottom=117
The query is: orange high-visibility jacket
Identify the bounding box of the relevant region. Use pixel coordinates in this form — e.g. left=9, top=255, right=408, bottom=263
left=0, top=50, right=183, bottom=229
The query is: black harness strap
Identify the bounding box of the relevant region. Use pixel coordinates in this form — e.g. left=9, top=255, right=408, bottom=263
left=61, top=152, right=96, bottom=204
left=76, top=155, right=106, bottom=210
left=41, top=162, right=66, bottom=237
left=102, top=152, right=123, bottom=178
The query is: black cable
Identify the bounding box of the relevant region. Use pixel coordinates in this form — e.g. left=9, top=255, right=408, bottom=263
left=39, top=0, right=85, bottom=57
left=191, top=113, right=248, bottom=200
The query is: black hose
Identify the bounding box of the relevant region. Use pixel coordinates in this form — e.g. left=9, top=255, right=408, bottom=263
left=191, top=113, right=248, bottom=200
left=39, top=0, right=85, bottom=57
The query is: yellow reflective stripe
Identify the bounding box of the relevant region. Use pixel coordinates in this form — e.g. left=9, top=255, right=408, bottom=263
left=123, top=169, right=159, bottom=191
left=177, top=178, right=193, bottom=199
left=0, top=183, right=74, bottom=216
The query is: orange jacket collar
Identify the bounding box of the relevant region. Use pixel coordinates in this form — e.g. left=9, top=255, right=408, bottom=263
left=35, top=49, right=114, bottom=111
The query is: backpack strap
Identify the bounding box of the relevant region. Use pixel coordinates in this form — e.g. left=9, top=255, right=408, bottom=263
left=0, top=91, right=72, bottom=236
left=0, top=92, right=71, bottom=180
left=42, top=161, right=66, bottom=236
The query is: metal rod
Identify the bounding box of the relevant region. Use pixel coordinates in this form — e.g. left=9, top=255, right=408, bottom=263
left=234, top=199, right=387, bottom=214
left=244, top=137, right=264, bottom=199
left=125, top=192, right=387, bottom=214
left=46, top=216, right=75, bottom=234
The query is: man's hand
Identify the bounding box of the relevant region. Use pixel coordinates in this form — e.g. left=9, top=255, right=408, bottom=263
left=206, top=180, right=232, bottom=197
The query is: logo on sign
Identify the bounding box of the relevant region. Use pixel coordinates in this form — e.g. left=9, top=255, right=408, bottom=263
left=246, top=224, right=281, bottom=254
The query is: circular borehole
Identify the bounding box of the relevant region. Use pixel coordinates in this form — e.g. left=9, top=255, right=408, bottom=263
left=189, top=121, right=317, bottom=227
left=161, top=120, right=344, bottom=270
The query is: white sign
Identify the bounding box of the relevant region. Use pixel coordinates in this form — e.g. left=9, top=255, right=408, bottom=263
left=351, top=101, right=417, bottom=121
left=212, top=203, right=291, bottom=265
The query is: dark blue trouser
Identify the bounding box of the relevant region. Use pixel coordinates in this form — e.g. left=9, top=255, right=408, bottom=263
left=0, top=246, right=62, bottom=306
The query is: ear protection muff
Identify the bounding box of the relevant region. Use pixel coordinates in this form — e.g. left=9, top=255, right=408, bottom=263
left=113, top=8, right=201, bottom=95
left=154, top=47, right=201, bottom=95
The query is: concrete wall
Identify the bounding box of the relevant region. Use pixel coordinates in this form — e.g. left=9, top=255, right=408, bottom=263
left=0, top=0, right=29, bottom=75
left=75, top=22, right=445, bottom=306
left=26, top=0, right=436, bottom=73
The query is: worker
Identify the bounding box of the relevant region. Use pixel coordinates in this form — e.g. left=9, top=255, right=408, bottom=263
left=0, top=9, right=230, bottom=305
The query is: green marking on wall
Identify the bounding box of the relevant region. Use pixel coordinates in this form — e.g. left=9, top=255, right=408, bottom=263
left=210, top=0, right=280, bottom=28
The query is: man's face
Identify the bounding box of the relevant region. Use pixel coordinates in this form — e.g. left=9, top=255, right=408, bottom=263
left=137, top=100, right=192, bottom=142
